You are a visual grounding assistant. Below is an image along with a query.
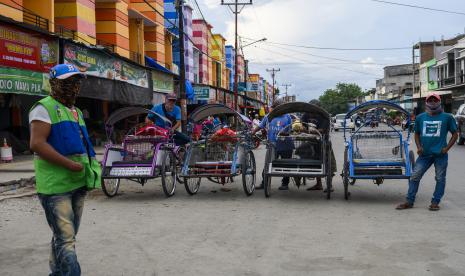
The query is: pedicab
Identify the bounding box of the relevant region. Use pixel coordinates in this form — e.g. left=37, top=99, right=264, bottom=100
left=180, top=104, right=256, bottom=196
left=262, top=102, right=334, bottom=199
left=342, top=100, right=415, bottom=200
left=101, top=107, right=181, bottom=197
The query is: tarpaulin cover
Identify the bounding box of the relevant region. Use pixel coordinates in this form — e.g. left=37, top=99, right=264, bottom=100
left=186, top=80, right=194, bottom=100
left=145, top=56, right=174, bottom=75
left=79, top=76, right=152, bottom=106
left=268, top=102, right=330, bottom=123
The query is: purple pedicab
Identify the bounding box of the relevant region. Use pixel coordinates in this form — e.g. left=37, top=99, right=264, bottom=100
left=101, top=107, right=181, bottom=197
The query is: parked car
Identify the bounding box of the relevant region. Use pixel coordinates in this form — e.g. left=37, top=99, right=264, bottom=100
left=333, top=113, right=355, bottom=131
left=455, top=104, right=465, bottom=145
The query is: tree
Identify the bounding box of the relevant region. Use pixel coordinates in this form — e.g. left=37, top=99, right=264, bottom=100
left=319, top=83, right=364, bottom=115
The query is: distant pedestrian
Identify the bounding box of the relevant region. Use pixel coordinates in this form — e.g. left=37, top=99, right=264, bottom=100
left=396, top=93, right=458, bottom=211
left=29, top=64, right=101, bottom=275
left=252, top=114, right=261, bottom=128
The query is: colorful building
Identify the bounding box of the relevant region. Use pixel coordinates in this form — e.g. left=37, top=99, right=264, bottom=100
left=192, top=19, right=212, bottom=85
left=211, top=34, right=226, bottom=88
left=225, top=45, right=235, bottom=91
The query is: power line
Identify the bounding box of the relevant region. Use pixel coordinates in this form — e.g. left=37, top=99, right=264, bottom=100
left=370, top=0, right=465, bottom=16
left=251, top=45, right=382, bottom=78
left=143, top=0, right=224, bottom=63
left=253, top=42, right=386, bottom=66
left=240, top=35, right=411, bottom=51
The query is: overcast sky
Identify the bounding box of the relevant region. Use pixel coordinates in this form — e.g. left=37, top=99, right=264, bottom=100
left=190, top=0, right=465, bottom=101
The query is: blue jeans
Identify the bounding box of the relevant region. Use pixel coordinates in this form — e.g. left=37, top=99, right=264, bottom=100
left=39, top=187, right=87, bottom=276
left=407, top=154, right=448, bottom=205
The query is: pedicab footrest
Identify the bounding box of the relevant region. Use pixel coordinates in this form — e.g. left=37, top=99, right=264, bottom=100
left=272, top=159, right=322, bottom=168
left=354, top=167, right=403, bottom=176
left=191, top=161, right=233, bottom=175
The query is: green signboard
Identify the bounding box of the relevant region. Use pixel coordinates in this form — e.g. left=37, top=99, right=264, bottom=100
left=0, top=67, right=49, bottom=96
left=193, top=85, right=210, bottom=100
left=152, top=71, right=173, bottom=93
left=63, top=42, right=149, bottom=88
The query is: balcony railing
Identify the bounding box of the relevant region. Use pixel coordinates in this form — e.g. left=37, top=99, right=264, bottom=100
left=96, top=40, right=115, bottom=52
left=129, top=51, right=142, bottom=64
left=439, top=77, right=456, bottom=87
left=55, top=25, right=77, bottom=41
left=23, top=9, right=49, bottom=30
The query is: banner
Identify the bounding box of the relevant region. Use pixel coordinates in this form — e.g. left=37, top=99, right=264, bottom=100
left=0, top=24, right=58, bottom=72
left=152, top=71, right=173, bottom=93
left=63, top=42, right=149, bottom=88
left=193, top=85, right=210, bottom=100
left=0, top=67, right=49, bottom=96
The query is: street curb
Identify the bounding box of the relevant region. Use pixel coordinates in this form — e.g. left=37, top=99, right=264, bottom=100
left=0, top=177, right=36, bottom=194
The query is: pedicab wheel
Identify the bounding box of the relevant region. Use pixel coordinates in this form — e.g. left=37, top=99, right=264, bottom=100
left=161, top=150, right=177, bottom=197
left=264, top=145, right=272, bottom=198
left=409, top=150, right=415, bottom=167
left=264, top=173, right=272, bottom=198
left=184, top=177, right=201, bottom=195
left=102, top=178, right=120, bottom=198
left=326, top=150, right=332, bottom=200
left=242, top=150, right=256, bottom=196
left=343, top=147, right=350, bottom=200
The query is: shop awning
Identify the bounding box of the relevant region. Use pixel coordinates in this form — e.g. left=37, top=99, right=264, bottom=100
left=145, top=56, right=174, bottom=75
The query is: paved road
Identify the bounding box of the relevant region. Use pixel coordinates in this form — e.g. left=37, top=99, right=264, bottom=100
left=1, top=131, right=465, bottom=276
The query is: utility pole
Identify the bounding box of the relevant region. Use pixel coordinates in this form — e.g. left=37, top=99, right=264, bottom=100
left=221, top=0, right=253, bottom=112
left=177, top=0, right=187, bottom=132
left=267, top=68, right=280, bottom=103
left=281, top=83, right=291, bottom=98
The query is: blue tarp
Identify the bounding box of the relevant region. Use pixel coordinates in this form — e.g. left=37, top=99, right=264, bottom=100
left=145, top=56, right=174, bottom=74
left=185, top=80, right=194, bottom=100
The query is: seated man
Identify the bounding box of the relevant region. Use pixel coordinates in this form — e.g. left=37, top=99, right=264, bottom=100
left=252, top=98, right=293, bottom=191
left=146, top=93, right=190, bottom=146
left=301, top=100, right=337, bottom=191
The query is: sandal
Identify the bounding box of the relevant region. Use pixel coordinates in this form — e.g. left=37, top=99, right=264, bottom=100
left=429, top=203, right=440, bottom=211
left=396, top=202, right=414, bottom=210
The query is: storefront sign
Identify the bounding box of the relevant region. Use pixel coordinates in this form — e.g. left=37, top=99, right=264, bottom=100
left=0, top=67, right=49, bottom=96
left=193, top=85, right=210, bottom=100
left=63, top=42, right=149, bottom=88
left=0, top=24, right=58, bottom=72
left=152, top=71, right=173, bottom=93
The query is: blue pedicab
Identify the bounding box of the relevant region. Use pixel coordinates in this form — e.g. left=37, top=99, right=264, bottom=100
left=342, top=100, right=415, bottom=200
left=181, top=104, right=256, bottom=196
left=101, top=107, right=181, bottom=198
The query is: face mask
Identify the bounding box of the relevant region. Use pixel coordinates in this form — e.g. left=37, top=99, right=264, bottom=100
left=425, top=101, right=442, bottom=115
left=50, top=77, right=82, bottom=107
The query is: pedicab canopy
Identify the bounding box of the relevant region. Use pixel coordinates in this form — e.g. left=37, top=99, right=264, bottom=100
left=267, top=101, right=331, bottom=126
left=188, top=104, right=247, bottom=123
left=345, top=100, right=410, bottom=119
left=105, top=106, right=172, bottom=139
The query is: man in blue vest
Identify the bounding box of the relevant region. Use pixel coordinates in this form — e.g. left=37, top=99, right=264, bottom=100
left=29, top=64, right=100, bottom=276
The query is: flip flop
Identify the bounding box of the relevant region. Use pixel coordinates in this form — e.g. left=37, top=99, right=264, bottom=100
left=306, top=185, right=323, bottom=191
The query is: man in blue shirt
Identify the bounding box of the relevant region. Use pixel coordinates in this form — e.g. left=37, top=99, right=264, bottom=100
left=146, top=93, right=190, bottom=145
left=253, top=99, right=294, bottom=190
left=397, top=93, right=458, bottom=211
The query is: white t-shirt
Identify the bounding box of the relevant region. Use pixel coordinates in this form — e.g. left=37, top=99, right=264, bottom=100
left=29, top=104, right=78, bottom=124
left=29, top=104, right=51, bottom=124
